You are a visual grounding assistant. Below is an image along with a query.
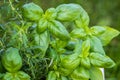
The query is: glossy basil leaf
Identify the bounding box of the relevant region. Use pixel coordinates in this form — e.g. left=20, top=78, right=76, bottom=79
left=81, top=57, right=91, bottom=69
left=70, top=66, right=90, bottom=80
left=2, top=47, right=22, bottom=72
left=22, top=3, right=43, bottom=21
left=3, top=71, right=30, bottom=80
left=58, top=67, right=73, bottom=76
left=47, top=71, right=57, bottom=80
left=89, top=67, right=103, bottom=80
left=80, top=39, right=90, bottom=57
left=36, top=18, right=48, bottom=34
left=70, top=28, right=86, bottom=39
left=60, top=54, right=80, bottom=70
left=90, top=52, right=116, bottom=68
left=75, top=5, right=89, bottom=28
left=33, top=31, right=50, bottom=58
left=48, top=20, right=70, bottom=40
left=97, top=26, right=120, bottom=46
left=90, top=36, right=105, bottom=55
left=90, top=26, right=106, bottom=36
left=44, top=8, right=57, bottom=20
left=56, top=4, right=81, bottom=21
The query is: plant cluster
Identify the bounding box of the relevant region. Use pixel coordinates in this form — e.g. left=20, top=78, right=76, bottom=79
left=0, top=2, right=119, bottom=80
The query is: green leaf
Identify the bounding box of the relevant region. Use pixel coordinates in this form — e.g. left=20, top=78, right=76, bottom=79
left=70, top=28, right=86, bottom=39
left=58, top=67, right=73, bottom=76
left=70, top=66, right=90, bottom=80
left=73, top=40, right=83, bottom=54
left=90, top=52, right=116, bottom=68
left=89, top=67, right=103, bottom=80
left=90, top=26, right=106, bottom=36
left=80, top=38, right=90, bottom=57
left=33, top=31, right=50, bottom=58
left=3, top=71, right=30, bottom=80
left=60, top=40, right=82, bottom=70
left=90, top=36, right=105, bottom=55
left=48, top=48, right=57, bottom=60
left=48, top=20, right=70, bottom=40
left=2, top=47, right=22, bottom=72
left=47, top=71, right=57, bottom=80
left=61, top=76, right=68, bottom=80
left=22, top=2, right=43, bottom=21
left=16, top=71, right=30, bottom=80
left=75, top=5, right=89, bottom=28
left=36, top=18, right=48, bottom=34
left=56, top=4, right=81, bottom=21
left=44, top=8, right=57, bottom=20
left=60, top=54, right=80, bottom=70
left=97, top=26, right=120, bottom=46
left=81, top=57, right=91, bottom=69
left=2, top=72, right=14, bottom=80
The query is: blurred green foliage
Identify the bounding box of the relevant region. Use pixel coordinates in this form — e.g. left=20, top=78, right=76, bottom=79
left=0, top=0, right=120, bottom=80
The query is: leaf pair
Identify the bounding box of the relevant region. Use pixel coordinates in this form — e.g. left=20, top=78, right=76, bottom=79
left=3, top=71, right=30, bottom=80
left=1, top=47, right=30, bottom=80
left=70, top=66, right=104, bottom=80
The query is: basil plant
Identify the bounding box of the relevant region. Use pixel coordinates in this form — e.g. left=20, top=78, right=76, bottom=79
left=22, top=2, right=119, bottom=80
left=0, top=2, right=119, bottom=80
